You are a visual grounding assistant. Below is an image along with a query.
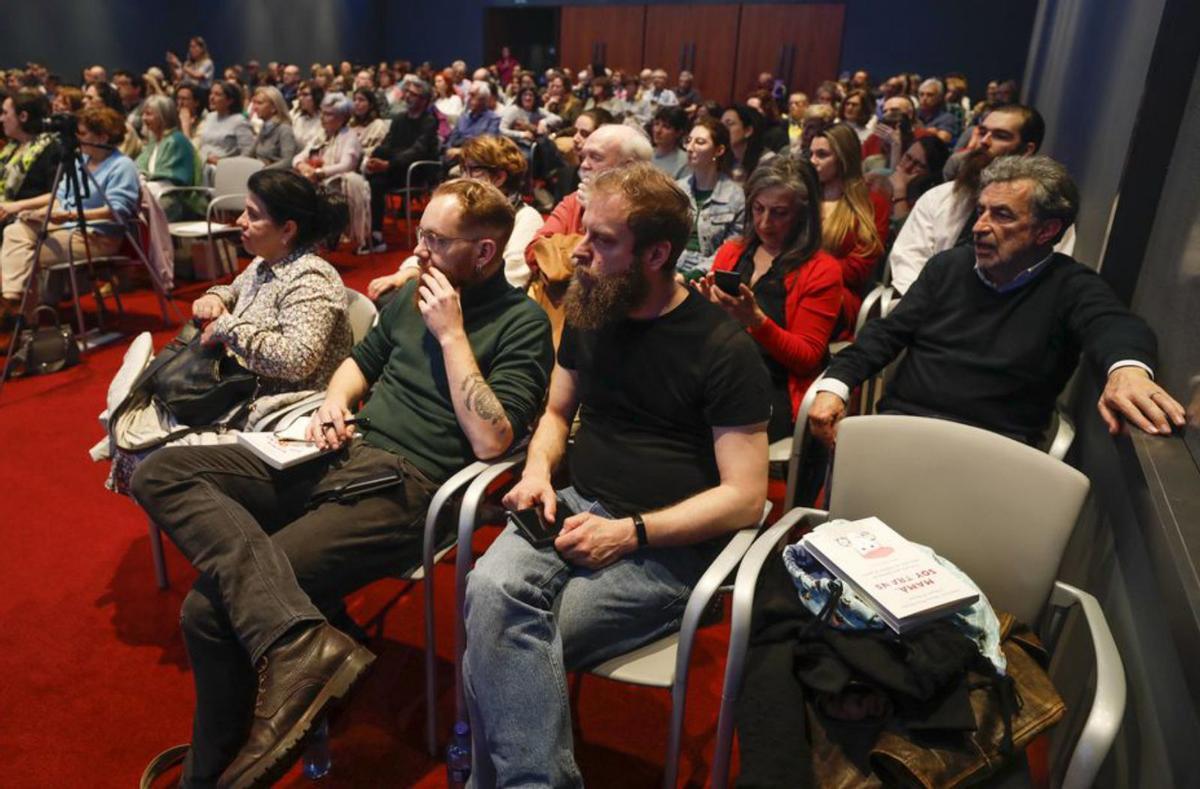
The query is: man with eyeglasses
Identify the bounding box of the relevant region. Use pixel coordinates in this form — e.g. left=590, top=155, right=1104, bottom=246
left=887, top=103, right=1075, bottom=295
left=362, top=77, right=439, bottom=252
left=131, top=179, right=553, bottom=787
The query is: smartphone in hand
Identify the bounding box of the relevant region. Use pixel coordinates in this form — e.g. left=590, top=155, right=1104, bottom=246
left=509, top=499, right=575, bottom=548
left=714, top=269, right=743, bottom=297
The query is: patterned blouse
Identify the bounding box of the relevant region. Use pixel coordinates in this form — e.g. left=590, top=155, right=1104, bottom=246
left=205, top=247, right=352, bottom=395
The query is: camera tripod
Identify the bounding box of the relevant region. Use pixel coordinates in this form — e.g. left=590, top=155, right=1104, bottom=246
left=0, top=130, right=183, bottom=394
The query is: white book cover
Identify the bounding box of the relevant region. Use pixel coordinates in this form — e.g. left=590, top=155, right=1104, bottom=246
left=802, top=517, right=978, bottom=627
left=236, top=419, right=330, bottom=470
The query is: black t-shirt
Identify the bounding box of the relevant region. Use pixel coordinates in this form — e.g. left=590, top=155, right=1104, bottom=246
left=558, top=290, right=772, bottom=517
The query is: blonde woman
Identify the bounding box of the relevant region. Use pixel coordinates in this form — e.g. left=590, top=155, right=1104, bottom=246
left=807, top=122, right=888, bottom=336
left=248, top=86, right=297, bottom=168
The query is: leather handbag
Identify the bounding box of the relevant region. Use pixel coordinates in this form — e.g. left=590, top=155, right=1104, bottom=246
left=7, top=305, right=81, bottom=378
left=144, top=322, right=259, bottom=425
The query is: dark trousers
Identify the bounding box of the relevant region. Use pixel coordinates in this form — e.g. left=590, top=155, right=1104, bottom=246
left=130, top=441, right=437, bottom=786
left=366, top=170, right=402, bottom=233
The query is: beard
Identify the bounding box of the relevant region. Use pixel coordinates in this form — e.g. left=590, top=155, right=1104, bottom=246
left=954, top=147, right=993, bottom=195
left=563, top=257, right=651, bottom=330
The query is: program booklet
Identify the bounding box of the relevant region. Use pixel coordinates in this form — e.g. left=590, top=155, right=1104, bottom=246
left=236, top=418, right=330, bottom=470
left=801, top=517, right=979, bottom=634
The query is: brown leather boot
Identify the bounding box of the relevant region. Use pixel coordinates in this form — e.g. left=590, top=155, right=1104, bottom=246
left=216, top=622, right=375, bottom=789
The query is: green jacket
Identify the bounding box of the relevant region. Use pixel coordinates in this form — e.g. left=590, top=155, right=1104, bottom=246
left=137, top=130, right=204, bottom=219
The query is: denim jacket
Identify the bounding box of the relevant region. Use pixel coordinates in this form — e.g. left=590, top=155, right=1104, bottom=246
left=676, top=173, right=745, bottom=276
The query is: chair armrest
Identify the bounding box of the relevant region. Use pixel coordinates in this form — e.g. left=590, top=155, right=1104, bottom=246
left=855, top=283, right=893, bottom=335
left=1049, top=582, right=1126, bottom=789
left=710, top=506, right=829, bottom=787
left=422, top=460, right=492, bottom=576
left=207, top=193, right=246, bottom=221
left=1047, top=408, right=1076, bottom=461
left=407, top=159, right=443, bottom=187
left=157, top=185, right=213, bottom=199
left=671, top=502, right=773, bottom=690
left=453, top=451, right=528, bottom=721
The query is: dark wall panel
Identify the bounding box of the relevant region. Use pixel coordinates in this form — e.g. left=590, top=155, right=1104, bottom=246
left=3, top=0, right=1034, bottom=115
left=1, top=0, right=382, bottom=80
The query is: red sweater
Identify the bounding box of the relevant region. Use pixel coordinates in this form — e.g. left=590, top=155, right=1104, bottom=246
left=712, top=241, right=843, bottom=417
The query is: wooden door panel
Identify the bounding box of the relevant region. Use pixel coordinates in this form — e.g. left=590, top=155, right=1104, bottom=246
left=643, top=4, right=740, bottom=106
left=734, top=4, right=845, bottom=100
left=560, top=6, right=647, bottom=76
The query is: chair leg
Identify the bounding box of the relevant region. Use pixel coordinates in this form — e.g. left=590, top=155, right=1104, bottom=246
left=147, top=517, right=169, bottom=590
left=423, top=568, right=438, bottom=756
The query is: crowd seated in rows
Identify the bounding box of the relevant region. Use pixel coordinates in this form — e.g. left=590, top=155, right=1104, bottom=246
left=4, top=43, right=1192, bottom=787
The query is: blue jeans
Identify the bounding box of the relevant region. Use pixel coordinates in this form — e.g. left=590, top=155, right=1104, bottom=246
left=462, top=487, right=712, bottom=787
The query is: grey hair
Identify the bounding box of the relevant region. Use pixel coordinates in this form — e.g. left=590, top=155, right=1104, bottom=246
left=469, top=80, right=492, bottom=98
left=320, top=92, right=353, bottom=117
left=919, top=77, right=945, bottom=95
left=254, top=86, right=292, bottom=125
left=740, top=152, right=824, bottom=269
left=405, top=77, right=431, bottom=98
left=590, top=123, right=653, bottom=163
left=142, top=93, right=178, bottom=131
left=980, top=154, right=1078, bottom=228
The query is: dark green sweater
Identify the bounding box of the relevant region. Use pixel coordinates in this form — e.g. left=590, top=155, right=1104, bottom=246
left=827, top=248, right=1158, bottom=441
left=351, top=270, right=553, bottom=482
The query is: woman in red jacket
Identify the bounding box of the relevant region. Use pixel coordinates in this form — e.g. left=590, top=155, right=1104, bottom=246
left=697, top=154, right=842, bottom=442
left=808, top=122, right=888, bottom=337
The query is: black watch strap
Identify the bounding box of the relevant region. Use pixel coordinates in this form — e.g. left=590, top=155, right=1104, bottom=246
left=632, top=513, right=648, bottom=548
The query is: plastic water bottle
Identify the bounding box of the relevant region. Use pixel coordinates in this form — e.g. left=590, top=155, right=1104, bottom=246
left=445, top=720, right=472, bottom=785
left=303, top=717, right=332, bottom=780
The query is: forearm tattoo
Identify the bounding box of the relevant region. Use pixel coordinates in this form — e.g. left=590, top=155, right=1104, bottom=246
left=462, top=373, right=506, bottom=425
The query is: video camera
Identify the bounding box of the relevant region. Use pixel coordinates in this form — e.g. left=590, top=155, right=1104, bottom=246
left=38, top=113, right=78, bottom=142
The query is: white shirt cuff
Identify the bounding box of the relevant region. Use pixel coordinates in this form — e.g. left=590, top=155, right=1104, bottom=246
left=1108, top=360, right=1154, bottom=379
left=812, top=377, right=852, bottom=402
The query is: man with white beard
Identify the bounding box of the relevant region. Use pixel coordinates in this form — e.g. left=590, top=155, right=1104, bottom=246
left=523, top=125, right=652, bottom=339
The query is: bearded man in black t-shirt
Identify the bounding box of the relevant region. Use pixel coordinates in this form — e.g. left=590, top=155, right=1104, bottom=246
left=463, top=162, right=772, bottom=786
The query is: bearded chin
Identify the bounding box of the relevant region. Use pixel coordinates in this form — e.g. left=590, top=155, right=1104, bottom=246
left=576, top=178, right=591, bottom=206
left=563, top=260, right=650, bottom=330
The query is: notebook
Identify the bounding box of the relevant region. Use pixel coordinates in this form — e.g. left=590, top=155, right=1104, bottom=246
left=236, top=418, right=330, bottom=470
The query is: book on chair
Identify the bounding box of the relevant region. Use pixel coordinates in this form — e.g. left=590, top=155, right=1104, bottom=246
left=801, top=517, right=979, bottom=634
left=236, top=418, right=331, bottom=470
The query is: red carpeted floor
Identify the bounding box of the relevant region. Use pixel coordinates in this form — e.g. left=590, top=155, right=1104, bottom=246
left=0, top=232, right=744, bottom=788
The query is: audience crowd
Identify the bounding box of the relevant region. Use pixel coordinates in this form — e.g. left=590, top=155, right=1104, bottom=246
left=5, top=39, right=1190, bottom=788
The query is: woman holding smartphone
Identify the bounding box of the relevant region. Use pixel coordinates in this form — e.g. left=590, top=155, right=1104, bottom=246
left=695, top=154, right=842, bottom=442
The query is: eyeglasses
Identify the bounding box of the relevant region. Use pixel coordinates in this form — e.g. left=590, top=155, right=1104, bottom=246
left=899, top=152, right=928, bottom=171
left=462, top=162, right=497, bottom=178
left=415, top=226, right=483, bottom=252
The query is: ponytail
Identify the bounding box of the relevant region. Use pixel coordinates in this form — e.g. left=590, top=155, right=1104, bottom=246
left=247, top=169, right=348, bottom=250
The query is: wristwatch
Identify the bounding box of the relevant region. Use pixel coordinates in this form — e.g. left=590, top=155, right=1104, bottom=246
left=632, top=513, right=648, bottom=548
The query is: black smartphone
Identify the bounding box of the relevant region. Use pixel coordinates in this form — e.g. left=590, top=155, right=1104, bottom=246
left=509, top=500, right=575, bottom=548
left=714, top=270, right=743, bottom=297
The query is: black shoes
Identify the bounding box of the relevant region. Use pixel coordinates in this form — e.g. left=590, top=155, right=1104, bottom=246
left=216, top=623, right=375, bottom=788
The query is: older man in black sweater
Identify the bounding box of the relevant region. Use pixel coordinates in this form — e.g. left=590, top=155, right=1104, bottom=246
left=809, top=155, right=1185, bottom=446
